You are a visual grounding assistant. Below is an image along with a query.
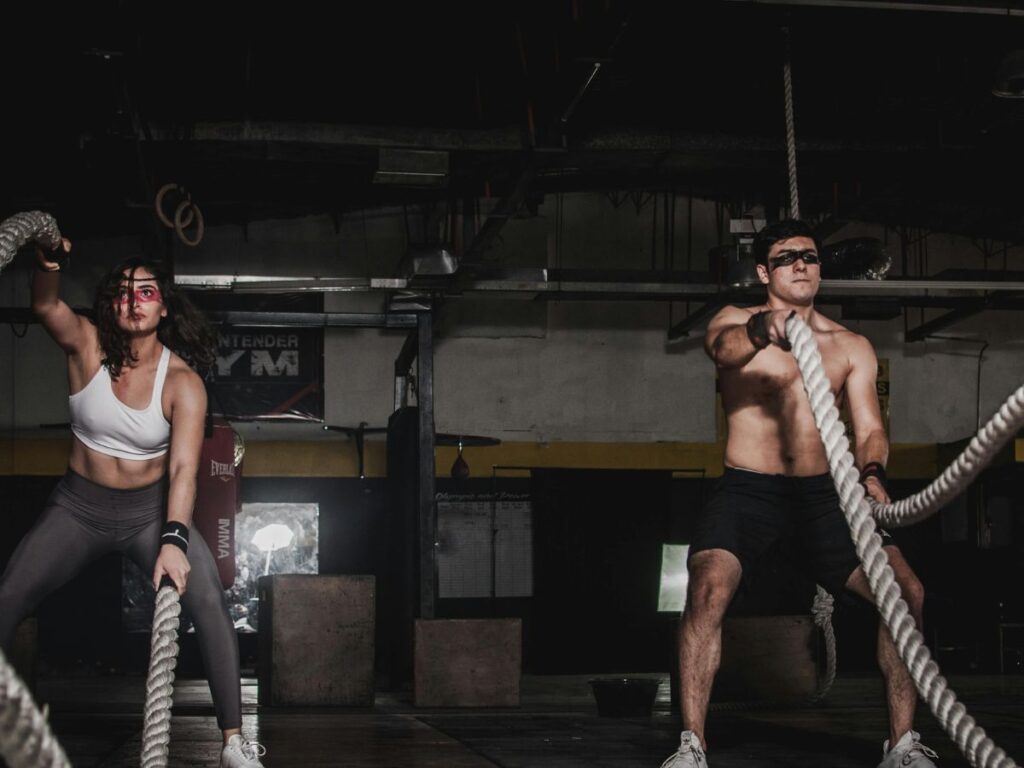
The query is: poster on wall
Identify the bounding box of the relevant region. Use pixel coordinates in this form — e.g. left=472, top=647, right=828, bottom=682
left=188, top=293, right=324, bottom=421
left=207, top=326, right=323, bottom=420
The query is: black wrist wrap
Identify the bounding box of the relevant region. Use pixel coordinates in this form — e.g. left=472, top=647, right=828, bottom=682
left=746, top=311, right=771, bottom=350
left=161, top=521, right=190, bottom=554
left=860, top=461, right=888, bottom=491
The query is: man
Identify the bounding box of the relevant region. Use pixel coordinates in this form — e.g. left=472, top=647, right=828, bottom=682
left=661, top=220, right=936, bottom=768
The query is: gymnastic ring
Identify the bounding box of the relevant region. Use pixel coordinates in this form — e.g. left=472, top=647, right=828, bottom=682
left=174, top=199, right=204, bottom=247
left=155, top=183, right=194, bottom=229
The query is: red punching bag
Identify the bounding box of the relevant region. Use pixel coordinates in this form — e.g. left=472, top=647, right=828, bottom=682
left=193, top=416, right=239, bottom=589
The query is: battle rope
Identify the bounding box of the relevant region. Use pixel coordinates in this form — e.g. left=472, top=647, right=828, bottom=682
left=810, top=586, right=836, bottom=701
left=0, top=649, right=71, bottom=768
left=786, top=313, right=1018, bottom=768
left=869, top=385, right=1024, bottom=529
left=0, top=212, right=63, bottom=273
left=140, top=585, right=182, bottom=768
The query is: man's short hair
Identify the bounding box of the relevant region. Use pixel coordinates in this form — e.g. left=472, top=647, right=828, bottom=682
left=752, top=219, right=822, bottom=267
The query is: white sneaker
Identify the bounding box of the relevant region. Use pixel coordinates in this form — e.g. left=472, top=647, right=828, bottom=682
left=660, top=730, right=708, bottom=768
left=878, top=730, right=938, bottom=767
left=220, top=735, right=267, bottom=768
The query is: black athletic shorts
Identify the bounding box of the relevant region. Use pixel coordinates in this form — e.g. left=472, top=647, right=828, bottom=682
left=689, top=466, right=893, bottom=596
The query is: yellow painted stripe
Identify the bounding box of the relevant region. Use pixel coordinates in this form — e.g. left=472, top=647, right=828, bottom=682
left=243, top=440, right=387, bottom=477
left=1016, top=439, right=1024, bottom=463
left=0, top=438, right=73, bottom=476
left=0, top=437, right=938, bottom=479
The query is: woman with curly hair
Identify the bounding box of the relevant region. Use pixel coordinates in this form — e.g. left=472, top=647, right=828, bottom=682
left=0, top=241, right=266, bottom=768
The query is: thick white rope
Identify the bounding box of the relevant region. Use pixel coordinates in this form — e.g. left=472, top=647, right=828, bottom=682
left=0, top=211, right=63, bottom=273
left=779, top=35, right=837, bottom=696
left=786, top=313, right=1018, bottom=768
left=870, top=384, right=1024, bottom=528
left=0, top=649, right=71, bottom=768
left=140, top=586, right=182, bottom=768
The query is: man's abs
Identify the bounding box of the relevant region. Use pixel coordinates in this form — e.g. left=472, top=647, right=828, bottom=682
left=720, top=385, right=833, bottom=476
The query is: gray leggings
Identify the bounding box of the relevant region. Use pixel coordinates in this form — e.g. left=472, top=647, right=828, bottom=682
left=0, top=470, right=241, bottom=730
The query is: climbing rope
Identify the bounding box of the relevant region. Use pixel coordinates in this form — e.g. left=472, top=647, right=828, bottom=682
left=0, top=648, right=71, bottom=768
left=0, top=211, right=63, bottom=273
left=778, top=30, right=837, bottom=697
left=782, top=27, right=800, bottom=221
left=786, top=312, right=1018, bottom=768
left=140, top=585, right=182, bottom=768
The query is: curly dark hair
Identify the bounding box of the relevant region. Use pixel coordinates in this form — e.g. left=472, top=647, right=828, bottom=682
left=94, top=258, right=217, bottom=379
left=752, top=219, right=822, bottom=267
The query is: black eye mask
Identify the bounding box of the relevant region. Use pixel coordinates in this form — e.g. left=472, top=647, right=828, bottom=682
left=768, top=249, right=820, bottom=270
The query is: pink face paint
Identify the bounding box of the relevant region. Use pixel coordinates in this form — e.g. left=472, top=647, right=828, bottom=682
left=116, top=284, right=163, bottom=305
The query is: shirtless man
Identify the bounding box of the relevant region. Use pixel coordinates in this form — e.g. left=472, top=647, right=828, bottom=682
left=660, top=220, right=936, bottom=768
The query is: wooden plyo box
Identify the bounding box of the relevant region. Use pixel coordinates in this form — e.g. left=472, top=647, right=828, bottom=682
left=257, top=575, right=375, bottom=706
left=713, top=615, right=819, bottom=702
left=414, top=618, right=522, bottom=707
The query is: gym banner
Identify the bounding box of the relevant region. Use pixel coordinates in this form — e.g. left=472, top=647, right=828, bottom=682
left=207, top=326, right=323, bottom=420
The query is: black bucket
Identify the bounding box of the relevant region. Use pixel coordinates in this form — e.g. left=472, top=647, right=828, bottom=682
left=588, top=677, right=660, bottom=717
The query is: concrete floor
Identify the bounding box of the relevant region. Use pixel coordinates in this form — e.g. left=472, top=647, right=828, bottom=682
left=19, top=673, right=1024, bottom=767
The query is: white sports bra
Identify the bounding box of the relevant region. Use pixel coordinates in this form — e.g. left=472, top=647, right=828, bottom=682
left=69, top=346, right=172, bottom=460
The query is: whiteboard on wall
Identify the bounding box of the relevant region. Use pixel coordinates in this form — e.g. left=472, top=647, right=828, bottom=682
left=436, top=493, right=532, bottom=598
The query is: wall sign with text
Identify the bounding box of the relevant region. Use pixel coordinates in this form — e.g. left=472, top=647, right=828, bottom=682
left=207, top=327, right=324, bottom=420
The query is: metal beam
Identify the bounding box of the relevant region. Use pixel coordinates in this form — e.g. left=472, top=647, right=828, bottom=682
left=373, top=274, right=1024, bottom=297
left=725, top=0, right=1024, bottom=15
left=460, top=159, right=540, bottom=265
left=175, top=274, right=372, bottom=292
left=206, top=311, right=417, bottom=328
left=150, top=121, right=523, bottom=152
left=905, top=305, right=987, bottom=343
left=394, top=327, right=419, bottom=378
left=417, top=311, right=437, bottom=619
left=0, top=308, right=423, bottom=328
left=459, top=16, right=629, bottom=267
left=667, top=300, right=729, bottom=341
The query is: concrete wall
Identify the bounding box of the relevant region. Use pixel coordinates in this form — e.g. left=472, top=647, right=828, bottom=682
left=2, top=193, right=1022, bottom=447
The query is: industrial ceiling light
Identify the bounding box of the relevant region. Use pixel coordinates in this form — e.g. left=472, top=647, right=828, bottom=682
left=992, top=51, right=1024, bottom=98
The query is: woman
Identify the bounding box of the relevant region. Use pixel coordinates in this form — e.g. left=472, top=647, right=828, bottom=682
left=0, top=240, right=266, bottom=768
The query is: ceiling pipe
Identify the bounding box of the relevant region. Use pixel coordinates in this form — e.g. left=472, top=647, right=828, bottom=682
left=724, top=0, right=1024, bottom=15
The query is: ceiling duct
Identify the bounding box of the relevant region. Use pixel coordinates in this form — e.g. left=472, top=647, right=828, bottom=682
left=404, top=245, right=459, bottom=276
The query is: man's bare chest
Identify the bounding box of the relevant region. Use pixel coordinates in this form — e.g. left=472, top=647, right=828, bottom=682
left=723, top=344, right=849, bottom=406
